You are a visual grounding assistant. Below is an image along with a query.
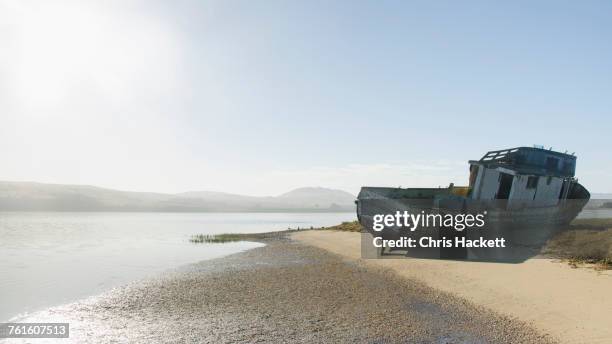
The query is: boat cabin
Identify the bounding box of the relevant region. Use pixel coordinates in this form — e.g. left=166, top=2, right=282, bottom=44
left=468, top=147, right=577, bottom=207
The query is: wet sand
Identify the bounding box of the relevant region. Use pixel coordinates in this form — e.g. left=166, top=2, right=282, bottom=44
left=6, top=236, right=553, bottom=343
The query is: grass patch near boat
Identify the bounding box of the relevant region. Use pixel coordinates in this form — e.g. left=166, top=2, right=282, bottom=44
left=318, top=220, right=363, bottom=232
left=543, top=218, right=612, bottom=270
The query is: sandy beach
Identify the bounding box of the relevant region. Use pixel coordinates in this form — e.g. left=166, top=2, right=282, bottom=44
left=293, top=230, right=612, bottom=344
left=5, top=235, right=552, bottom=343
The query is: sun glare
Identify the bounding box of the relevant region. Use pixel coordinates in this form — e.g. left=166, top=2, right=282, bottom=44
left=7, top=1, right=179, bottom=112
left=11, top=3, right=103, bottom=106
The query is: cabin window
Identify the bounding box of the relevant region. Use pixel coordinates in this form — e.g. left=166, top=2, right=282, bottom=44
left=496, top=173, right=514, bottom=199
left=526, top=176, right=539, bottom=189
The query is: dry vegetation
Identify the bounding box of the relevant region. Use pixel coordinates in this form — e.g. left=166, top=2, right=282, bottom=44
left=318, top=221, right=363, bottom=232
left=543, top=218, right=612, bottom=270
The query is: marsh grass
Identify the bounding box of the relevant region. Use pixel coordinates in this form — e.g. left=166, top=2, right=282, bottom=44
left=544, top=218, right=612, bottom=270
left=319, top=220, right=363, bottom=232
left=189, top=230, right=298, bottom=244
left=190, top=234, right=246, bottom=243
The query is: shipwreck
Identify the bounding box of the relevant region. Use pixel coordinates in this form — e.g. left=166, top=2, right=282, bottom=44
left=356, top=146, right=591, bottom=260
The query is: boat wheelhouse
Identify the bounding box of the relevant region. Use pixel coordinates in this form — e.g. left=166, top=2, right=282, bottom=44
left=467, top=147, right=589, bottom=207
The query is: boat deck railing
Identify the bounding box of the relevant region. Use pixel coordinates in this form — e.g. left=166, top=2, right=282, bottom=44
left=480, top=147, right=520, bottom=162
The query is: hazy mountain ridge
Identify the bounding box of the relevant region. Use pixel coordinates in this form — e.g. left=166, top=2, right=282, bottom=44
left=0, top=182, right=356, bottom=212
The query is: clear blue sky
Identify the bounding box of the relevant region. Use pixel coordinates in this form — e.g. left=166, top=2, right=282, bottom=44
left=1, top=0, right=610, bottom=194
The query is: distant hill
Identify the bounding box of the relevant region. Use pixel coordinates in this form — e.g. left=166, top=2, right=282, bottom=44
left=0, top=181, right=356, bottom=212
left=277, top=187, right=357, bottom=210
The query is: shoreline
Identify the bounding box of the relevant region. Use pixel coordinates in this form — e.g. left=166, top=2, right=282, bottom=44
left=4, top=235, right=551, bottom=343
left=0, top=212, right=355, bottom=323
left=293, top=230, right=612, bottom=344
left=1, top=241, right=265, bottom=323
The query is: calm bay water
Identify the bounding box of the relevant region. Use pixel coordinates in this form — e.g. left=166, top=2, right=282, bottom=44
left=0, top=212, right=356, bottom=321
left=577, top=208, right=612, bottom=219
